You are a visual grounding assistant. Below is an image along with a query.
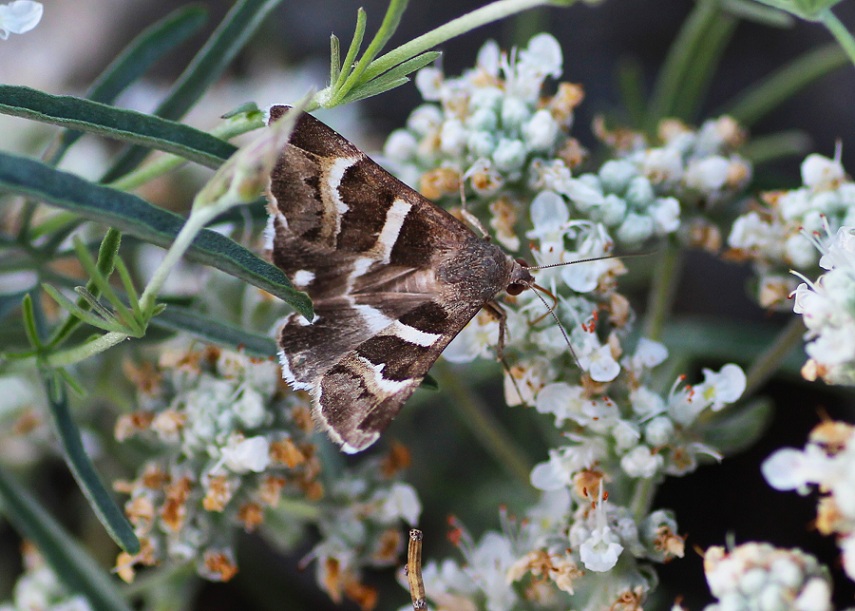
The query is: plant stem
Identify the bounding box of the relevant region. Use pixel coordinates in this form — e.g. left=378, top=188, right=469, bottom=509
left=45, top=331, right=131, bottom=368
left=743, top=315, right=805, bottom=397
left=434, top=361, right=532, bottom=486
left=362, top=0, right=559, bottom=83
left=821, top=9, right=855, bottom=67
left=643, top=245, right=684, bottom=341
left=137, top=210, right=212, bottom=317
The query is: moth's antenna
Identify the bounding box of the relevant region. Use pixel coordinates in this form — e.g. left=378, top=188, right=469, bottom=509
left=527, top=282, right=580, bottom=368
left=526, top=250, right=653, bottom=271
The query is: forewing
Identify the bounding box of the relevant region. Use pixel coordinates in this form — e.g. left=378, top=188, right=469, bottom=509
left=267, top=106, right=488, bottom=451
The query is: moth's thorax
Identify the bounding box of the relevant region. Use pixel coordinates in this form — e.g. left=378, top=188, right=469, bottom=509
left=436, top=238, right=517, bottom=304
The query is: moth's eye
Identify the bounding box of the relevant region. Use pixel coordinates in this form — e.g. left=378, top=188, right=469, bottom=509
left=515, top=257, right=530, bottom=268
left=506, top=283, right=526, bottom=296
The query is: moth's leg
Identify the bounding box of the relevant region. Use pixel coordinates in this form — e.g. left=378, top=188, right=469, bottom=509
left=484, top=300, right=527, bottom=406
left=483, top=300, right=507, bottom=360
left=456, top=179, right=491, bottom=239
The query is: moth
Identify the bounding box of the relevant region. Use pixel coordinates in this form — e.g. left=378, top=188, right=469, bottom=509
left=266, top=105, right=537, bottom=453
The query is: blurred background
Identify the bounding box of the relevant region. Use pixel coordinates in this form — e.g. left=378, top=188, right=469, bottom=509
left=2, top=1, right=855, bottom=608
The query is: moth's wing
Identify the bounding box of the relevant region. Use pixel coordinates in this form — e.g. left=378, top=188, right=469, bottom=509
left=267, top=105, right=479, bottom=298
left=266, top=106, right=496, bottom=452
left=315, top=298, right=485, bottom=453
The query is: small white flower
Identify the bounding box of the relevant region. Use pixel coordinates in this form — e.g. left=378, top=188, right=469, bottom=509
left=406, top=104, right=443, bottom=136
left=616, top=212, right=654, bottom=245
left=580, top=342, right=620, bottom=382
left=599, top=159, right=637, bottom=193
left=500, top=96, right=530, bottom=130
left=561, top=177, right=605, bottom=211
left=641, top=417, right=673, bottom=449
left=221, top=435, right=270, bottom=473
left=695, top=364, right=746, bottom=411
left=534, top=382, right=586, bottom=426
left=801, top=153, right=844, bottom=190
left=383, top=129, right=418, bottom=161
left=415, top=66, right=444, bottom=101
left=621, top=444, right=663, bottom=478
left=376, top=483, right=422, bottom=526
left=642, top=148, right=683, bottom=186
left=527, top=190, right=568, bottom=241
left=0, top=1, right=42, bottom=39
left=232, top=387, right=269, bottom=429
left=579, top=526, right=622, bottom=572
left=492, top=138, right=527, bottom=173
left=684, top=156, right=730, bottom=192
left=443, top=315, right=499, bottom=363
left=630, top=338, right=669, bottom=371
left=651, top=197, right=681, bottom=234
left=440, top=118, right=467, bottom=157
left=476, top=39, right=501, bottom=77
left=523, top=109, right=559, bottom=152
left=518, top=33, right=563, bottom=79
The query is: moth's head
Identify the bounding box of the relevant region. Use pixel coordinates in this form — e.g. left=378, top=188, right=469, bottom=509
left=506, top=258, right=535, bottom=295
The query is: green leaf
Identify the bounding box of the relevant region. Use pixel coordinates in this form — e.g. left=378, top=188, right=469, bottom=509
left=43, top=380, right=140, bottom=555
left=704, top=397, right=774, bottom=456
left=42, top=284, right=128, bottom=334
left=0, top=152, right=314, bottom=320
left=368, top=50, right=440, bottom=84
left=21, top=293, right=42, bottom=349
left=151, top=305, right=279, bottom=358
left=671, top=15, right=737, bottom=121
left=102, top=0, right=285, bottom=181
left=330, top=34, right=342, bottom=86
left=333, top=7, right=368, bottom=92
left=0, top=466, right=132, bottom=611
left=341, top=76, right=410, bottom=104
left=0, top=85, right=234, bottom=169
left=51, top=6, right=208, bottom=162
left=721, top=43, right=848, bottom=126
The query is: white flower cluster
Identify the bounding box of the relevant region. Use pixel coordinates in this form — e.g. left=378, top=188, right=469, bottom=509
left=0, top=545, right=91, bottom=611
left=702, top=542, right=832, bottom=611
left=582, top=116, right=751, bottom=247
left=113, top=344, right=420, bottom=605
left=791, top=225, right=855, bottom=384
left=309, top=457, right=422, bottom=608
left=405, top=490, right=684, bottom=610
left=394, top=33, right=752, bottom=609
left=728, top=153, right=855, bottom=308
left=385, top=33, right=572, bottom=196
left=763, top=420, right=855, bottom=582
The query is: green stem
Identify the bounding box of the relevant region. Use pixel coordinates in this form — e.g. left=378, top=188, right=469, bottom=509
left=44, top=331, right=130, bottom=367
left=743, top=315, right=805, bottom=397
left=434, top=361, right=532, bottom=486
left=137, top=209, right=212, bottom=316
left=629, top=476, right=656, bottom=521
left=360, top=0, right=559, bottom=84
left=820, top=9, right=855, bottom=66
left=643, top=245, right=684, bottom=341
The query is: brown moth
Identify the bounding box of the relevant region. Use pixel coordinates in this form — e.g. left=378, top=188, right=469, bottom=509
left=266, top=105, right=534, bottom=453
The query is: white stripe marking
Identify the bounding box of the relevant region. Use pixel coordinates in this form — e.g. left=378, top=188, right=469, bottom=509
left=328, top=156, right=357, bottom=218
left=389, top=321, right=441, bottom=347
left=354, top=304, right=393, bottom=334
left=293, top=269, right=315, bottom=287
left=357, top=356, right=411, bottom=394
left=375, top=198, right=412, bottom=262
left=278, top=349, right=312, bottom=391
